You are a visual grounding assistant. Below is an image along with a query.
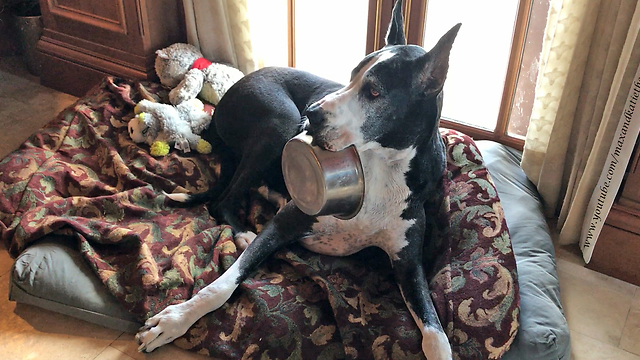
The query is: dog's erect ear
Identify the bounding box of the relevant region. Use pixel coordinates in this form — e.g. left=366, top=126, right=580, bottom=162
left=385, top=0, right=406, bottom=46
left=419, top=23, right=461, bottom=95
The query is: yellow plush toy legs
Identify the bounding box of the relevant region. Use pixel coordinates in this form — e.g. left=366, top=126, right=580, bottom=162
left=196, top=139, right=212, bottom=154
left=149, top=139, right=210, bottom=156
left=150, top=141, right=171, bottom=156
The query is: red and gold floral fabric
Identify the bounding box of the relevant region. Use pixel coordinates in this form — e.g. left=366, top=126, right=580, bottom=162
left=0, top=78, right=518, bottom=359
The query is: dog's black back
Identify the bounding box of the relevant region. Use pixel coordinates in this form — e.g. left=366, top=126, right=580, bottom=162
left=196, top=67, right=342, bottom=228
left=207, top=67, right=341, bottom=156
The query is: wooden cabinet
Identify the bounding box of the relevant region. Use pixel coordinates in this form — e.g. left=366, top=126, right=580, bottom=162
left=37, top=0, right=186, bottom=97
left=589, top=140, right=640, bottom=286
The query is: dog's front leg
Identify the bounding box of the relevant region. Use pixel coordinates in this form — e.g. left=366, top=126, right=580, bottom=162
left=391, top=207, right=451, bottom=360
left=136, top=201, right=315, bottom=352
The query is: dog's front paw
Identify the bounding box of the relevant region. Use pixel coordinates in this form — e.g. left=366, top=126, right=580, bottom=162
left=135, top=303, right=192, bottom=353
left=422, top=329, right=452, bottom=360
left=234, top=231, right=256, bottom=251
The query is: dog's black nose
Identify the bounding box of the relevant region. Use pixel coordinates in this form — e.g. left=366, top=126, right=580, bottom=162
left=304, top=102, right=325, bottom=126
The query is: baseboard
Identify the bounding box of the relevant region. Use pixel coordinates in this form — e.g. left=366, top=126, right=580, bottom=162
left=38, top=52, right=108, bottom=97
left=37, top=36, right=156, bottom=97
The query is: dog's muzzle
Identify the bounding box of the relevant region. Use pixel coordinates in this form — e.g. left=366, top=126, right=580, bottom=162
left=304, top=102, right=327, bottom=128
left=303, top=102, right=330, bottom=147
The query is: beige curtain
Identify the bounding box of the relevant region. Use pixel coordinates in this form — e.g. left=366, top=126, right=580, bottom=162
left=182, top=0, right=256, bottom=74
left=521, top=0, right=640, bottom=245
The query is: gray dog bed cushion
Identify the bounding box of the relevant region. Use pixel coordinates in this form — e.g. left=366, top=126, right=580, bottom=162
left=476, top=140, right=571, bottom=360
left=9, top=235, right=140, bottom=333
left=8, top=140, right=570, bottom=359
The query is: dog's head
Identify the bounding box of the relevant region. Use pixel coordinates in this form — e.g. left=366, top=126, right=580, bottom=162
left=305, top=0, right=460, bottom=153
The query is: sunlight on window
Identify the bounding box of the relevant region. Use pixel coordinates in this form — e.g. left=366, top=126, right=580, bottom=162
left=295, top=0, right=369, bottom=83
left=247, top=0, right=289, bottom=69
left=424, top=0, right=519, bottom=130
left=246, top=0, right=369, bottom=84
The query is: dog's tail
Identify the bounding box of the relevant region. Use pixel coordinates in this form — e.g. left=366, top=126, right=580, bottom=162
left=163, top=187, right=223, bottom=205
left=164, top=124, right=238, bottom=208
left=164, top=159, right=236, bottom=209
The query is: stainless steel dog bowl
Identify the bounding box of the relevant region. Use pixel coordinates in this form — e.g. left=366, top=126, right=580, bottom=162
left=282, top=132, right=365, bottom=219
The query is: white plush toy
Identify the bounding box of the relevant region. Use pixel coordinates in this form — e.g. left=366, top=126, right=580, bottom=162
left=129, top=98, right=213, bottom=157
left=155, top=43, right=245, bottom=106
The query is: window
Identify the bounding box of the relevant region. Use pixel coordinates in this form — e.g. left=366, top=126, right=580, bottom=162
left=423, top=0, right=520, bottom=135
left=405, top=0, right=550, bottom=149
left=247, top=0, right=550, bottom=149
left=294, top=1, right=369, bottom=83
left=247, top=0, right=369, bottom=83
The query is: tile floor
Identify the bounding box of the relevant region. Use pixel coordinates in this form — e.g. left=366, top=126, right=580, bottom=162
left=555, top=244, right=640, bottom=360
left=0, top=56, right=640, bottom=359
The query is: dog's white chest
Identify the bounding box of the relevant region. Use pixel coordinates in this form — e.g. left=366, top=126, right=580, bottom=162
left=300, top=145, right=416, bottom=260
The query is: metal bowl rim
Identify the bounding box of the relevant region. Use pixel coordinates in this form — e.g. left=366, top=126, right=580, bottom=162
left=282, top=138, right=366, bottom=219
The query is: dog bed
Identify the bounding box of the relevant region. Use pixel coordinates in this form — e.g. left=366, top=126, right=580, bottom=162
left=0, top=77, right=560, bottom=359
left=476, top=141, right=571, bottom=360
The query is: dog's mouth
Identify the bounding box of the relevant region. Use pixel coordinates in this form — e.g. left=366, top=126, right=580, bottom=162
left=301, top=109, right=335, bottom=151
left=302, top=114, right=351, bottom=153
left=312, top=137, right=334, bottom=152
left=308, top=130, right=345, bottom=152
left=306, top=129, right=325, bottom=148
left=301, top=120, right=322, bottom=148
left=305, top=125, right=334, bottom=151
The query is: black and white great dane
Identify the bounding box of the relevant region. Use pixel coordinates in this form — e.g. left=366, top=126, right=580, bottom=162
left=136, top=1, right=460, bottom=358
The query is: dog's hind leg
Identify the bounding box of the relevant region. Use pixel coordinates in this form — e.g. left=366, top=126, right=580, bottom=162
left=257, top=185, right=288, bottom=213
left=136, top=202, right=315, bottom=352
left=232, top=185, right=288, bottom=251
left=211, top=148, right=281, bottom=248
left=213, top=118, right=299, bottom=248
left=163, top=142, right=237, bottom=210
left=233, top=230, right=256, bottom=251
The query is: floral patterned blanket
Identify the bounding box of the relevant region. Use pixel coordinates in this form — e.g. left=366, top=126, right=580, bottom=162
left=0, top=77, right=518, bottom=359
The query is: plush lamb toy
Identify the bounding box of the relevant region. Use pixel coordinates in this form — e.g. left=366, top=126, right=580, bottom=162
left=129, top=98, right=213, bottom=157
left=155, top=43, right=245, bottom=106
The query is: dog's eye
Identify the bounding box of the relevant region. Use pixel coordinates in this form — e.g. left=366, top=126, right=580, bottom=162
left=364, top=84, right=380, bottom=99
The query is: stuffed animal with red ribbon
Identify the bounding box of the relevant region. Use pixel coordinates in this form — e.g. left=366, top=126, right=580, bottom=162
left=155, top=43, right=244, bottom=107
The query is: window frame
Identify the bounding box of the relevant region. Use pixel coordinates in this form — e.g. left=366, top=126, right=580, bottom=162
left=368, top=0, right=533, bottom=150
left=286, top=0, right=533, bottom=150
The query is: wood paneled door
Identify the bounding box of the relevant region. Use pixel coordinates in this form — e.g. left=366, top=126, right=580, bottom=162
left=37, top=0, right=186, bottom=96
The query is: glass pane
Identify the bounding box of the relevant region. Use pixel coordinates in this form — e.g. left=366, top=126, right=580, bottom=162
left=247, top=0, right=289, bottom=69
left=508, top=0, right=550, bottom=138
left=423, top=0, right=519, bottom=130
left=295, top=0, right=369, bottom=83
